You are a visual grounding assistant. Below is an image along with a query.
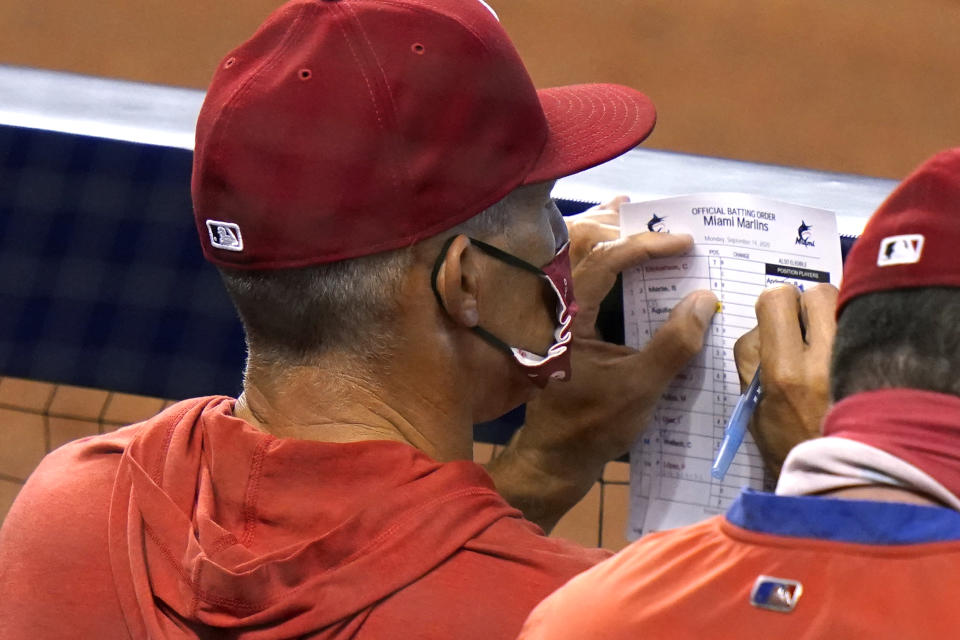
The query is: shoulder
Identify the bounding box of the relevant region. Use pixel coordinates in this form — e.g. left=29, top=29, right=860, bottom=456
left=4, top=396, right=224, bottom=537
left=5, top=423, right=141, bottom=527
left=467, top=510, right=611, bottom=564
left=517, top=516, right=725, bottom=640
left=459, top=514, right=612, bottom=598
left=362, top=510, right=611, bottom=640
left=0, top=421, right=143, bottom=557
left=0, top=426, right=143, bottom=639
left=0, top=397, right=218, bottom=640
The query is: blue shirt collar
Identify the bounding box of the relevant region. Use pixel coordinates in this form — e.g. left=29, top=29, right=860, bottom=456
left=726, top=489, right=960, bottom=544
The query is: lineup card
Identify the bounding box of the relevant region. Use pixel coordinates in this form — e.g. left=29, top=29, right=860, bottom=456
left=620, top=193, right=843, bottom=538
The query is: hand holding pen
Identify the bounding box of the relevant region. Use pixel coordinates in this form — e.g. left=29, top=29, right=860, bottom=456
left=725, top=284, right=838, bottom=478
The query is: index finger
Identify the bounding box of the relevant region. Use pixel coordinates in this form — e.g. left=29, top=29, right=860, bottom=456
left=799, top=284, right=839, bottom=358
left=590, top=194, right=630, bottom=214
left=600, top=232, right=694, bottom=273
left=755, top=285, right=805, bottom=371
left=733, top=326, right=760, bottom=390
left=565, top=195, right=631, bottom=226
left=572, top=232, right=693, bottom=304
left=569, top=210, right=619, bottom=226
left=570, top=233, right=694, bottom=331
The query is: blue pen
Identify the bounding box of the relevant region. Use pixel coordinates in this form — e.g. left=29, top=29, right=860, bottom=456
left=711, top=367, right=762, bottom=481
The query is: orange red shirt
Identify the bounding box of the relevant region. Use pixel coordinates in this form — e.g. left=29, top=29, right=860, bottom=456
left=0, top=396, right=608, bottom=639
left=519, top=490, right=960, bottom=640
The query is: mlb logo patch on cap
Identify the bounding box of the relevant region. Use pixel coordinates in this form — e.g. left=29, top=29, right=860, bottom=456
left=206, top=220, right=244, bottom=252
left=750, top=575, right=803, bottom=613
left=877, top=234, right=924, bottom=267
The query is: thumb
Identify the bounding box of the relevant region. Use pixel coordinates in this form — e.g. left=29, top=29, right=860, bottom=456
left=635, top=290, right=718, bottom=384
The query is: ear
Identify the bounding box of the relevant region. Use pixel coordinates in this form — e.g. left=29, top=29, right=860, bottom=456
left=434, top=235, right=480, bottom=328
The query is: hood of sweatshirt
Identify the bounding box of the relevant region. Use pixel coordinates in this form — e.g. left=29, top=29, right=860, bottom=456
left=108, top=396, right=520, bottom=639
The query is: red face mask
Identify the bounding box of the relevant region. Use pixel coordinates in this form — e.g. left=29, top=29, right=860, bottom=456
left=432, top=237, right=578, bottom=387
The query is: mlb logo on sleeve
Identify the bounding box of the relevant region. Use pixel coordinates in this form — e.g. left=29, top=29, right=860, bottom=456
left=207, top=220, right=244, bottom=252
left=877, top=234, right=924, bottom=267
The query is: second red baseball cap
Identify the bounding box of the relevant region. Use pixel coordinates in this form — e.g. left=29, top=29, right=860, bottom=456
left=192, top=0, right=657, bottom=269
left=837, top=147, right=960, bottom=315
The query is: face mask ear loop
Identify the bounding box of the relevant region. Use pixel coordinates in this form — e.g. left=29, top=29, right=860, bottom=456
left=470, top=325, right=515, bottom=354
left=468, top=237, right=544, bottom=275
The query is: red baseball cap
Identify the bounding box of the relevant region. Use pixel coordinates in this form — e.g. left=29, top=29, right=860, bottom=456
left=192, top=0, right=656, bottom=269
left=837, top=147, right=960, bottom=316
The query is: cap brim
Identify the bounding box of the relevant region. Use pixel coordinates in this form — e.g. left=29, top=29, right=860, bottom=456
left=523, top=84, right=657, bottom=185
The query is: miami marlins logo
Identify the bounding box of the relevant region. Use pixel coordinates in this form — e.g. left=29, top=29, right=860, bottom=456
left=647, top=214, right=668, bottom=233
left=795, top=220, right=815, bottom=247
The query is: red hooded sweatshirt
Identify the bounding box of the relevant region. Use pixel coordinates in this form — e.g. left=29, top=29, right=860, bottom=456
left=0, top=397, right=607, bottom=639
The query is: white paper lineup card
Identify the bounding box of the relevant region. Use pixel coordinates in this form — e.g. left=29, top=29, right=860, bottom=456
left=620, top=193, right=843, bottom=538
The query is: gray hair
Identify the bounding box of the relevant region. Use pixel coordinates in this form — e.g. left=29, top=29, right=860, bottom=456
left=218, top=194, right=517, bottom=368
left=831, top=287, right=960, bottom=400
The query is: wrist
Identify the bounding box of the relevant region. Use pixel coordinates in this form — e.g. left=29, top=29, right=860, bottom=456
left=485, top=429, right=605, bottom=533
